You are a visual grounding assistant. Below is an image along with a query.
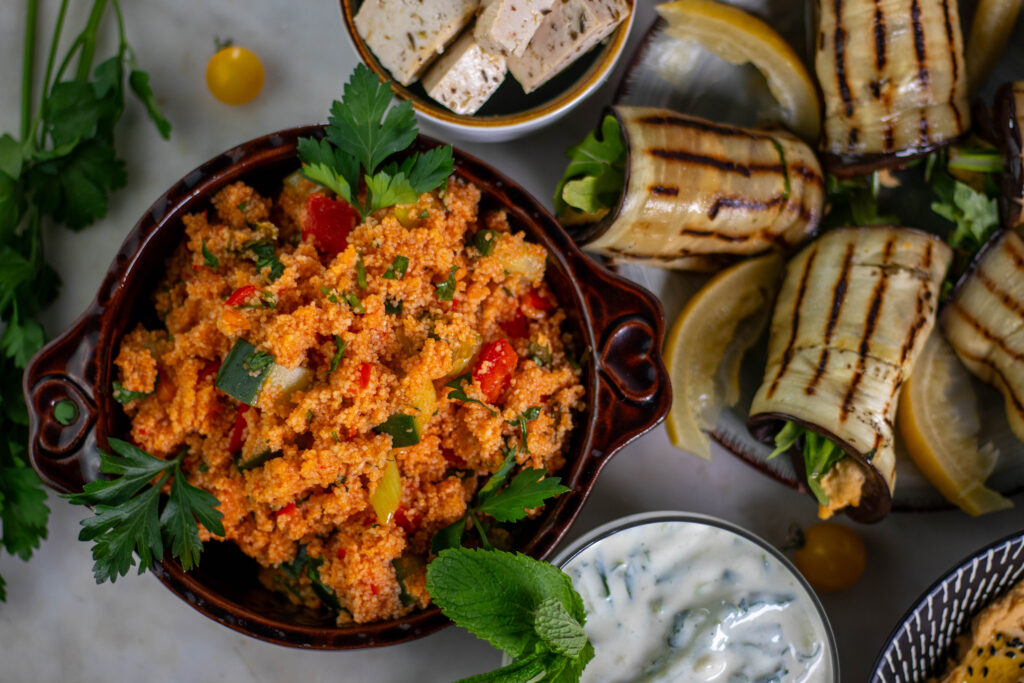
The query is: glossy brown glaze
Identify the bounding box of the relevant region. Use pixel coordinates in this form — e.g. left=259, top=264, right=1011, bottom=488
left=22, top=127, right=669, bottom=649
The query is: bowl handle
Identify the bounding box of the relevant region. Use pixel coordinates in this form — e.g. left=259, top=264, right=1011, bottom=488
left=23, top=310, right=103, bottom=494
left=578, top=259, right=671, bottom=456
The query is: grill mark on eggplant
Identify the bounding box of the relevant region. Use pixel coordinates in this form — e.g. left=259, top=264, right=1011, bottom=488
left=806, top=243, right=856, bottom=395
left=910, top=0, right=929, bottom=87
left=872, top=1, right=886, bottom=70
left=649, top=185, right=679, bottom=197
left=898, top=281, right=930, bottom=367
left=940, top=0, right=957, bottom=83
left=636, top=114, right=776, bottom=141
left=919, top=113, right=930, bottom=145
left=949, top=304, right=1024, bottom=363
left=953, top=346, right=1024, bottom=419
left=923, top=241, right=933, bottom=270
left=768, top=247, right=818, bottom=399
left=646, top=148, right=785, bottom=177
left=834, top=0, right=854, bottom=118
left=884, top=124, right=894, bottom=152
left=841, top=238, right=896, bottom=419
left=848, top=128, right=859, bottom=150
left=791, top=164, right=824, bottom=185
left=706, top=195, right=787, bottom=220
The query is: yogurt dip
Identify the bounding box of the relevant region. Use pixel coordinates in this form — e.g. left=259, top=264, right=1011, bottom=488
left=557, top=513, right=836, bottom=682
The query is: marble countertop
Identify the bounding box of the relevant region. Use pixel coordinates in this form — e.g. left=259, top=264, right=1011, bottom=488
left=1, top=1, right=1021, bottom=681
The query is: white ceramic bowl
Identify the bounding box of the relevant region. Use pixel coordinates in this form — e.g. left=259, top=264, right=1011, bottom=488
left=339, top=0, right=636, bottom=143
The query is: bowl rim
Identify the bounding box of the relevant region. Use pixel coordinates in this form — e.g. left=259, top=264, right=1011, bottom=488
left=338, top=0, right=636, bottom=129
left=23, top=124, right=671, bottom=649
left=550, top=510, right=841, bottom=682
left=870, top=527, right=1024, bottom=681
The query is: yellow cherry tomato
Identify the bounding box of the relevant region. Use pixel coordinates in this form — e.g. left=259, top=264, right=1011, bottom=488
left=206, top=46, right=264, bottom=105
left=792, top=522, right=866, bottom=592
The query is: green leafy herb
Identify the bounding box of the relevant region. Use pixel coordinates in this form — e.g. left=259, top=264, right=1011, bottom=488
left=64, top=439, right=223, bottom=582
left=426, top=548, right=594, bottom=682
left=554, top=114, right=626, bottom=221
left=769, top=422, right=847, bottom=507
left=237, top=290, right=276, bottom=309
left=528, top=342, right=552, bottom=368
left=930, top=170, right=1000, bottom=253
left=373, top=413, right=420, bottom=448
left=296, top=64, right=453, bottom=218
left=445, top=373, right=496, bottom=415
left=507, top=407, right=541, bottom=455
left=474, top=229, right=497, bottom=256
left=281, top=545, right=342, bottom=612
left=822, top=173, right=898, bottom=229
left=243, top=351, right=274, bottom=374
left=0, top=0, right=170, bottom=597
left=246, top=240, right=284, bottom=282
left=356, top=252, right=368, bottom=289
left=343, top=292, right=365, bottom=314
left=435, top=265, right=458, bottom=302
left=201, top=240, right=219, bottom=269
left=383, top=255, right=409, bottom=280
left=111, top=381, right=152, bottom=405
left=384, top=298, right=403, bottom=315
left=235, top=447, right=281, bottom=472
left=329, top=335, right=347, bottom=372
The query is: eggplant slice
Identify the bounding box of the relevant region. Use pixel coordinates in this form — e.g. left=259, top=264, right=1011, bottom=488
left=749, top=227, right=952, bottom=522
left=942, top=230, right=1024, bottom=443
left=995, top=82, right=1024, bottom=229
left=816, top=0, right=970, bottom=175
left=577, top=106, right=824, bottom=270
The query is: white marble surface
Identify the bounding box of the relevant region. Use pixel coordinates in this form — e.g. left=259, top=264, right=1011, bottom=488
left=1, top=1, right=1022, bottom=682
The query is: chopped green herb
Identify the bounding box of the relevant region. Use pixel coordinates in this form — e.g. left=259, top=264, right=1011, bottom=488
left=947, top=147, right=1004, bottom=173
left=474, top=229, right=497, bottom=256
left=112, top=381, right=153, bottom=405
left=392, top=555, right=421, bottom=606
left=329, top=335, right=347, bottom=372
left=930, top=170, right=1000, bottom=252
left=246, top=240, right=284, bottom=282
left=237, top=200, right=248, bottom=211
left=435, top=265, right=458, bottom=302
left=243, top=351, right=274, bottom=374
left=201, top=240, right=219, bottom=269
left=528, top=342, right=552, bottom=368
left=281, top=545, right=342, bottom=612
left=53, top=399, right=78, bottom=425
left=506, top=407, right=541, bottom=455
left=418, top=209, right=430, bottom=219
left=236, top=448, right=281, bottom=472
left=445, top=373, right=496, bottom=415
left=384, top=298, right=403, bottom=315
left=331, top=430, right=340, bottom=443
left=306, top=409, right=314, bottom=424
left=343, top=292, right=365, bottom=314
left=238, top=290, right=277, bottom=309
left=215, top=338, right=274, bottom=405
left=373, top=413, right=420, bottom=447
left=198, top=461, right=209, bottom=474
left=383, top=255, right=409, bottom=280
left=356, top=253, right=368, bottom=289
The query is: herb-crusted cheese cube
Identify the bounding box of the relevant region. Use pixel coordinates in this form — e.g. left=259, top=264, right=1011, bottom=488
left=354, top=0, right=479, bottom=86
left=473, top=0, right=556, bottom=58
left=507, top=0, right=628, bottom=94
left=422, top=31, right=507, bottom=115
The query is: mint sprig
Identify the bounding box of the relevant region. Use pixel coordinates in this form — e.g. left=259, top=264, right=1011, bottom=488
left=426, top=548, right=594, bottom=683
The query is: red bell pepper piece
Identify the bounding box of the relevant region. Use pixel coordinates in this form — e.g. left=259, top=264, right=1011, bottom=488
left=499, top=309, right=529, bottom=339
left=524, top=288, right=554, bottom=313
left=272, top=502, right=296, bottom=519
left=357, top=362, right=372, bottom=390
left=228, top=405, right=250, bottom=453
left=303, top=193, right=357, bottom=256
left=225, top=285, right=257, bottom=307
left=198, top=359, right=221, bottom=384
left=394, top=507, right=421, bottom=534
left=472, top=339, right=518, bottom=404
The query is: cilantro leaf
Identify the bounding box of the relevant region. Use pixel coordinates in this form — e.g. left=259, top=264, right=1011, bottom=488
left=327, top=64, right=418, bottom=174
left=477, top=469, right=568, bottom=523
left=426, top=548, right=585, bottom=658
left=554, top=114, right=626, bottom=217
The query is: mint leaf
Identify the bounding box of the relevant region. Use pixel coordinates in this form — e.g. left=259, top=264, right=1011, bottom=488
left=426, top=548, right=585, bottom=658
left=550, top=642, right=594, bottom=683
left=477, top=469, right=569, bottom=523
left=455, top=651, right=559, bottom=683
left=533, top=597, right=587, bottom=658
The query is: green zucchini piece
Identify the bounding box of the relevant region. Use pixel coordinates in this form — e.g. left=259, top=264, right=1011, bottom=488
left=215, top=338, right=274, bottom=405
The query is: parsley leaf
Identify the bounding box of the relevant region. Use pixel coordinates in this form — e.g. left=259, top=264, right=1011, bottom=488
left=201, top=240, right=219, bottom=269
left=296, top=137, right=355, bottom=203
left=364, top=169, right=420, bottom=213
left=329, top=335, right=347, bottom=372
left=554, top=114, right=626, bottom=220
left=476, top=468, right=569, bottom=523
left=382, top=255, right=409, bottom=280
left=65, top=439, right=224, bottom=582
left=0, top=450, right=50, bottom=560
left=445, top=373, right=496, bottom=415
left=246, top=240, right=284, bottom=282
left=507, top=407, right=541, bottom=454
left=111, top=380, right=152, bottom=405
left=426, top=548, right=593, bottom=682
left=931, top=172, right=1000, bottom=252
left=436, top=265, right=458, bottom=302
left=29, top=138, right=127, bottom=231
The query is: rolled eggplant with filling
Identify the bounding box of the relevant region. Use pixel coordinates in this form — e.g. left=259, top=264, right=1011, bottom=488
left=995, top=82, right=1024, bottom=229
left=749, top=227, right=952, bottom=521
left=942, top=230, right=1024, bottom=443
left=556, top=106, right=825, bottom=270
left=816, top=0, right=970, bottom=175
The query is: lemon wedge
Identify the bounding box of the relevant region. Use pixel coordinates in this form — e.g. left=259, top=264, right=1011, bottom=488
left=665, top=252, right=784, bottom=459
left=898, top=330, right=1013, bottom=516
left=965, top=0, right=1022, bottom=93
left=655, top=0, right=821, bottom=143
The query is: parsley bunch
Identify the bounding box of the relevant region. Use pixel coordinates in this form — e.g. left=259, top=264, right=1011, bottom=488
left=297, top=63, right=453, bottom=218
left=427, top=548, right=594, bottom=683
left=0, top=0, right=169, bottom=600
left=65, top=439, right=224, bottom=583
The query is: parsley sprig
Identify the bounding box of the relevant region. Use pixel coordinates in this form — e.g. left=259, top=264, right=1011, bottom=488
left=433, top=448, right=568, bottom=553
left=427, top=548, right=594, bottom=683
left=296, top=63, right=453, bottom=219
left=0, top=0, right=169, bottom=599
left=769, top=422, right=847, bottom=507
left=64, top=439, right=224, bottom=583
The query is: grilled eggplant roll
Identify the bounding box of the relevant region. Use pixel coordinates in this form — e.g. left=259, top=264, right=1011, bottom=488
left=995, top=82, right=1024, bottom=229
left=942, top=230, right=1024, bottom=442
left=749, top=227, right=952, bottom=521
left=816, top=0, right=970, bottom=175
left=563, top=106, right=825, bottom=270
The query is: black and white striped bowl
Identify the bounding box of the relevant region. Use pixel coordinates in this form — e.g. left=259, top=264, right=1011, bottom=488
left=872, top=530, right=1024, bottom=682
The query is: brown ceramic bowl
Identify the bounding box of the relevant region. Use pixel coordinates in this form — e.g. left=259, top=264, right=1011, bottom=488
left=22, top=127, right=669, bottom=649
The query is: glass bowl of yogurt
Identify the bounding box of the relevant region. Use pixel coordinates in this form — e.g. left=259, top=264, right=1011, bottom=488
left=551, top=511, right=840, bottom=682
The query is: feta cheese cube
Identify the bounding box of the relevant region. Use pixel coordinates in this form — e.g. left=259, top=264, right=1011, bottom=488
left=507, top=0, right=629, bottom=94
left=354, top=0, right=479, bottom=86
left=474, top=0, right=556, bottom=58
left=421, top=31, right=507, bottom=115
